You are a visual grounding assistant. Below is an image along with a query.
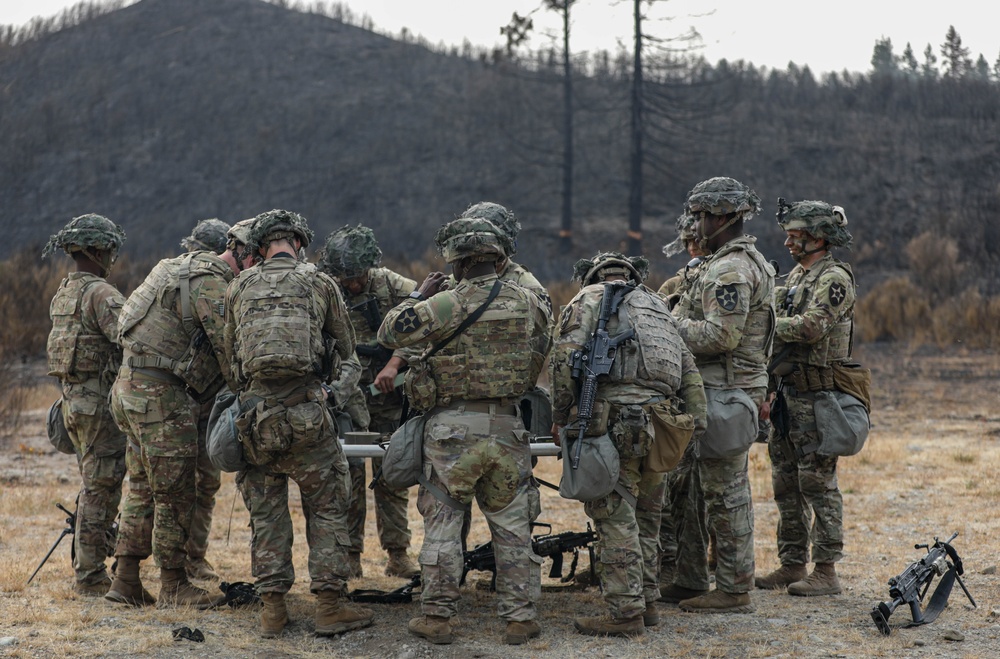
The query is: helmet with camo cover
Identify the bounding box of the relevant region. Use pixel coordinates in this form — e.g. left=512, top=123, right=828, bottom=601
left=319, top=224, right=383, bottom=278
left=434, top=217, right=511, bottom=264
left=42, top=214, right=127, bottom=272
left=460, top=201, right=520, bottom=256
left=180, top=218, right=230, bottom=254
left=573, top=251, right=648, bottom=287
left=661, top=211, right=698, bottom=258
left=685, top=176, right=761, bottom=219
left=776, top=198, right=853, bottom=248
left=245, top=209, right=314, bottom=256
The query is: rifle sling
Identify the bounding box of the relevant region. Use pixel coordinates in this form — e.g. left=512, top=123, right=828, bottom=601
left=905, top=568, right=956, bottom=627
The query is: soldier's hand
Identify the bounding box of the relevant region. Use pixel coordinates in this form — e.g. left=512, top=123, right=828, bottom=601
left=374, top=355, right=407, bottom=395
left=418, top=271, right=448, bottom=298
left=759, top=391, right=776, bottom=421
left=551, top=423, right=562, bottom=447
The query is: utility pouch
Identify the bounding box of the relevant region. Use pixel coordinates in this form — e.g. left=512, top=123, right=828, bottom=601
left=558, top=430, right=620, bottom=502
left=380, top=414, right=427, bottom=489
left=46, top=398, right=76, bottom=455
left=832, top=361, right=872, bottom=411
left=610, top=404, right=652, bottom=461
left=813, top=390, right=870, bottom=457
left=642, top=398, right=694, bottom=473
left=286, top=401, right=326, bottom=446
left=697, top=388, right=758, bottom=460
left=403, top=361, right=437, bottom=412
left=253, top=401, right=293, bottom=453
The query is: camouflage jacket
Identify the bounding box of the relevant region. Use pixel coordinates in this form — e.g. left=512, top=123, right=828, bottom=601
left=47, top=272, right=125, bottom=386
left=673, top=235, right=775, bottom=390
left=340, top=267, right=415, bottom=387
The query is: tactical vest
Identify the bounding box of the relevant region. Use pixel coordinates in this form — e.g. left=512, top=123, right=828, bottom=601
left=346, top=268, right=406, bottom=383
left=611, top=288, right=684, bottom=395
left=118, top=253, right=231, bottom=394
left=47, top=275, right=117, bottom=381
left=675, top=239, right=775, bottom=385
left=427, top=280, right=535, bottom=404
left=232, top=259, right=326, bottom=382
left=780, top=257, right=854, bottom=367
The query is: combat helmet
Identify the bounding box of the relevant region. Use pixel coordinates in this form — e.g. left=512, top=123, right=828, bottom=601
left=776, top=198, right=853, bottom=248
left=685, top=176, right=761, bottom=219
left=434, top=217, right=511, bottom=264
left=573, top=251, right=649, bottom=287
left=318, top=224, right=383, bottom=278
left=180, top=218, right=230, bottom=254
left=661, top=211, right=698, bottom=258
left=227, top=217, right=258, bottom=269
left=459, top=202, right=520, bottom=256
left=42, top=213, right=127, bottom=274
left=245, top=209, right=314, bottom=256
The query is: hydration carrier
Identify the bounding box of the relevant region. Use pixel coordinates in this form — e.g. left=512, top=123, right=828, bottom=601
left=612, top=289, right=684, bottom=396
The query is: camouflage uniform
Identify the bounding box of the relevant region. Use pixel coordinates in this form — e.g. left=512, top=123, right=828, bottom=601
left=670, top=178, right=774, bottom=605
left=767, top=202, right=855, bottom=572
left=224, top=210, right=358, bottom=599
left=551, top=253, right=704, bottom=630
left=43, top=215, right=128, bottom=592
left=378, top=218, right=549, bottom=634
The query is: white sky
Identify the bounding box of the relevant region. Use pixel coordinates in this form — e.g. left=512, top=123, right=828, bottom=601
left=2, top=0, right=998, bottom=75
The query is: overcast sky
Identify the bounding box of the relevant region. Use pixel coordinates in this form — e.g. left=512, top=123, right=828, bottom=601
left=2, top=0, right=998, bottom=75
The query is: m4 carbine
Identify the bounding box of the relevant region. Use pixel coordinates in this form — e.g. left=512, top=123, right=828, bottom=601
left=871, top=532, right=976, bottom=635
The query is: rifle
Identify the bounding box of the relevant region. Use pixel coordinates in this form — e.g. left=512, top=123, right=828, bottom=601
left=568, top=282, right=634, bottom=468
left=347, top=574, right=421, bottom=604
left=871, top=532, right=976, bottom=635
left=28, top=501, right=119, bottom=584
left=355, top=343, right=395, bottom=370
left=462, top=522, right=597, bottom=590
left=350, top=296, right=382, bottom=333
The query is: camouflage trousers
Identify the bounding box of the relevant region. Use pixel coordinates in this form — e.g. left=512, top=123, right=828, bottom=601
left=62, top=379, right=126, bottom=586
left=673, top=444, right=755, bottom=594
left=347, top=405, right=411, bottom=553
left=186, top=398, right=221, bottom=561
left=767, top=388, right=844, bottom=565
left=418, top=404, right=540, bottom=622
left=634, top=466, right=666, bottom=605
left=110, top=372, right=198, bottom=570
left=238, top=402, right=353, bottom=594
left=657, top=465, right=685, bottom=578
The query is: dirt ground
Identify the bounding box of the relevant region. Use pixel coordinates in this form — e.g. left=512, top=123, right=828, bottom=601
left=2, top=343, right=999, bottom=658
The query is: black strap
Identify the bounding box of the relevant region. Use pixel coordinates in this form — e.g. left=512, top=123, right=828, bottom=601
left=426, top=280, right=503, bottom=358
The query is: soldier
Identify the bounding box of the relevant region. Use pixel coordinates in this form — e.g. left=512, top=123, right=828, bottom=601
left=663, top=176, right=775, bottom=614
left=318, top=225, right=419, bottom=580
left=377, top=217, right=549, bottom=646
left=550, top=252, right=706, bottom=638
left=106, top=217, right=251, bottom=609
left=42, top=214, right=128, bottom=597
left=224, top=210, right=372, bottom=639
left=755, top=200, right=855, bottom=596
left=178, top=218, right=232, bottom=582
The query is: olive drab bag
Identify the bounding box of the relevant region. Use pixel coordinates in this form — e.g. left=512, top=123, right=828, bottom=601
left=642, top=399, right=695, bottom=473
left=697, top=387, right=759, bottom=460
left=379, top=414, right=427, bottom=490
left=205, top=389, right=247, bottom=472
left=813, top=390, right=870, bottom=457
left=46, top=398, right=75, bottom=455
left=558, top=430, right=621, bottom=502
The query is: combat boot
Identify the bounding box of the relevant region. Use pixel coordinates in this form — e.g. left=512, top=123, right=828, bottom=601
left=678, top=589, right=755, bottom=614
left=314, top=590, right=374, bottom=636
left=408, top=615, right=453, bottom=644
left=504, top=620, right=541, bottom=645
left=157, top=568, right=222, bottom=609
left=657, top=561, right=675, bottom=594
left=347, top=552, right=363, bottom=578
left=385, top=549, right=420, bottom=578
left=574, top=613, right=645, bottom=638
left=658, top=583, right=709, bottom=604
left=642, top=603, right=660, bottom=627
left=788, top=563, right=842, bottom=596
left=105, top=557, right=156, bottom=607
left=185, top=556, right=220, bottom=581
left=755, top=564, right=807, bottom=590
left=74, top=574, right=112, bottom=598
left=260, top=593, right=289, bottom=638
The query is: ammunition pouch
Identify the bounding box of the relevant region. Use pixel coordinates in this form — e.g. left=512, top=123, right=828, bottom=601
left=609, top=403, right=652, bottom=461
left=789, top=365, right=835, bottom=393
left=404, top=360, right=437, bottom=412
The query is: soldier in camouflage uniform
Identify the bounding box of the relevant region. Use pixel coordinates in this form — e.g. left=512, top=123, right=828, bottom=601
left=178, top=219, right=232, bottom=582
left=378, top=217, right=549, bottom=646
left=550, top=253, right=706, bottom=638
left=106, top=217, right=253, bottom=610
left=225, top=210, right=373, bottom=639
left=755, top=200, right=855, bottom=596
left=663, top=177, right=775, bottom=614
left=318, top=224, right=419, bottom=580
left=43, top=214, right=128, bottom=597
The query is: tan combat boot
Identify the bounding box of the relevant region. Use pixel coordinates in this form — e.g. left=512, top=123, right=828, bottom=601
left=408, top=615, right=454, bottom=644
left=385, top=549, right=420, bottom=578
left=74, top=574, right=112, bottom=598
left=678, top=589, right=755, bottom=614
left=658, top=583, right=709, bottom=604
left=347, top=552, right=363, bottom=578
left=788, top=563, right=842, bottom=596
left=185, top=556, right=220, bottom=581
left=105, top=557, right=156, bottom=607
left=504, top=620, right=541, bottom=645
left=314, top=590, right=375, bottom=636
left=642, top=602, right=660, bottom=627
left=260, top=592, right=289, bottom=638
left=157, top=568, right=222, bottom=609
left=574, top=613, right=645, bottom=638
left=755, top=564, right=808, bottom=590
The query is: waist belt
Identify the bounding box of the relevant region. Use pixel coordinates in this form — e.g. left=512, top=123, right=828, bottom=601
left=127, top=366, right=185, bottom=386
left=439, top=399, right=518, bottom=416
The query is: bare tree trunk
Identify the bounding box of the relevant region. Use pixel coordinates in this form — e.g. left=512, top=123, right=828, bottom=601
left=627, top=0, right=644, bottom=256
left=558, top=2, right=574, bottom=251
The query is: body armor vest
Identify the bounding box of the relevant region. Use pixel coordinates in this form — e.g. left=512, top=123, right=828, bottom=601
left=346, top=268, right=405, bottom=384
left=780, top=258, right=854, bottom=367
left=47, top=275, right=117, bottom=381
left=610, top=288, right=684, bottom=395
left=118, top=253, right=231, bottom=394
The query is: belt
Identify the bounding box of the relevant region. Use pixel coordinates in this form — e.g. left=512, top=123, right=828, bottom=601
left=439, top=399, right=518, bottom=416
left=127, top=367, right=185, bottom=386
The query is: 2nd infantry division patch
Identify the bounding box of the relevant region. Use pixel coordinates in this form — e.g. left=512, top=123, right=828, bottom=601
left=715, top=284, right=739, bottom=311
left=829, top=282, right=847, bottom=307
left=393, top=307, right=423, bottom=334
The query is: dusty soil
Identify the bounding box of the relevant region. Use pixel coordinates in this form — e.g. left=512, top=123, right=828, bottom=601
left=2, top=343, right=1000, bottom=658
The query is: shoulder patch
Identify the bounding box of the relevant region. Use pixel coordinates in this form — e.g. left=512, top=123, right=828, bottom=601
left=715, top=284, right=739, bottom=311
left=828, top=282, right=847, bottom=307
left=393, top=307, right=423, bottom=334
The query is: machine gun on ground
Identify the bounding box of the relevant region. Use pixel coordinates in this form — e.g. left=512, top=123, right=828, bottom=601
left=463, top=522, right=597, bottom=590
left=28, top=500, right=118, bottom=584
left=870, top=532, right=976, bottom=635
